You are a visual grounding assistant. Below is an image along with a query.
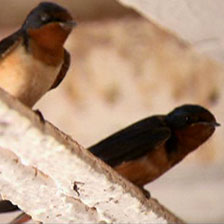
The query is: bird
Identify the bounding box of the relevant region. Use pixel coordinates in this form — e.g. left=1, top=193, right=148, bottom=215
left=0, top=1, right=76, bottom=222
left=89, top=104, right=219, bottom=187
left=0, top=1, right=76, bottom=107
left=0, top=104, right=219, bottom=223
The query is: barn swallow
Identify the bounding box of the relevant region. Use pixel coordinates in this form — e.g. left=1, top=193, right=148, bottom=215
left=0, top=104, right=219, bottom=222
left=89, top=104, right=219, bottom=187
left=0, top=2, right=76, bottom=107
left=0, top=1, right=75, bottom=221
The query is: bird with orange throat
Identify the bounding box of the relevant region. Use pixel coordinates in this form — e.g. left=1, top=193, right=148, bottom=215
left=0, top=1, right=76, bottom=107
left=0, top=2, right=76, bottom=223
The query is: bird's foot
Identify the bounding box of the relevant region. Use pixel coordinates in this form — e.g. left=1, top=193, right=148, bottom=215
left=33, top=109, right=45, bottom=123
left=141, top=188, right=151, bottom=199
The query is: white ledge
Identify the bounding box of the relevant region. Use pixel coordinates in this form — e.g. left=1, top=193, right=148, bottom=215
left=0, top=88, right=183, bottom=223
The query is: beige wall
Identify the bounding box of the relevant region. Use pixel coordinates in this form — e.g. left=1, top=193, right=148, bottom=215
left=0, top=0, right=138, bottom=26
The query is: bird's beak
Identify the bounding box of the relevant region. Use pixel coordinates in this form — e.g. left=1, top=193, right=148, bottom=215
left=212, top=121, right=221, bottom=127
left=60, top=20, right=77, bottom=30
left=192, top=121, right=220, bottom=129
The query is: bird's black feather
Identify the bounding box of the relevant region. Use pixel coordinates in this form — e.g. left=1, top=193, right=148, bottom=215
left=0, top=30, right=23, bottom=59
left=0, top=200, right=18, bottom=213
left=89, top=116, right=171, bottom=166
left=50, top=49, right=70, bottom=90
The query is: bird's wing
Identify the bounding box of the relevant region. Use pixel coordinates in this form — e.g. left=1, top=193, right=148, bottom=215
left=0, top=200, right=18, bottom=213
left=50, top=49, right=70, bottom=90
left=0, top=30, right=22, bottom=59
left=88, top=116, right=171, bottom=167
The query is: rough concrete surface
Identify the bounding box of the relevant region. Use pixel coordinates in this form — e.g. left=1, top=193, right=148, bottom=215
left=0, top=88, right=182, bottom=223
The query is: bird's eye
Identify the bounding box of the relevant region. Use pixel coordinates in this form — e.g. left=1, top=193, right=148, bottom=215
left=40, top=13, right=49, bottom=22
left=185, top=116, right=198, bottom=124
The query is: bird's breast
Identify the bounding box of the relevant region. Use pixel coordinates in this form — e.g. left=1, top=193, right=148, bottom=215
left=115, top=143, right=171, bottom=186
left=0, top=44, right=62, bottom=107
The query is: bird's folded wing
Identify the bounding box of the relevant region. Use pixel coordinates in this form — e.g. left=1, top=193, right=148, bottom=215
left=89, top=116, right=171, bottom=167
left=0, top=30, right=22, bottom=59
left=50, top=49, right=70, bottom=90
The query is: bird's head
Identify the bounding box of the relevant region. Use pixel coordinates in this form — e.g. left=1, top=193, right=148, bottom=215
left=22, top=2, right=76, bottom=31
left=165, top=104, right=220, bottom=150
left=22, top=2, right=76, bottom=48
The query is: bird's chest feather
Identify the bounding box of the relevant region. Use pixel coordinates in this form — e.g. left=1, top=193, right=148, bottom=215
left=115, top=144, right=170, bottom=186
left=0, top=44, right=62, bottom=107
